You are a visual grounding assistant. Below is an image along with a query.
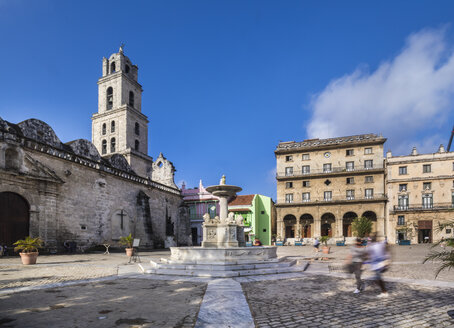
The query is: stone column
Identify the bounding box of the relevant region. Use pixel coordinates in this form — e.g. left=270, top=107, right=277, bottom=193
left=219, top=197, right=228, bottom=221
left=295, top=220, right=301, bottom=239
left=377, top=216, right=385, bottom=240
left=314, top=218, right=321, bottom=237
left=337, top=217, right=343, bottom=238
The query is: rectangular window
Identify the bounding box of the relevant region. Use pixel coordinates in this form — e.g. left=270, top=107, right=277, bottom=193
left=423, top=164, right=431, bottom=173
left=365, top=147, right=372, bottom=154
left=323, top=163, right=332, bottom=173
left=285, top=194, right=293, bottom=203
left=302, top=165, right=310, bottom=174
left=422, top=193, right=433, bottom=209
left=365, top=188, right=374, bottom=199
left=285, top=167, right=293, bottom=176
left=397, top=215, right=405, bottom=225
left=398, top=195, right=409, bottom=210
left=324, top=191, right=332, bottom=201
left=423, top=182, right=431, bottom=190
left=365, top=176, right=373, bottom=183
left=346, top=177, right=355, bottom=184
left=399, top=184, right=407, bottom=192
left=285, top=155, right=293, bottom=162
left=302, top=192, right=310, bottom=202
left=346, top=189, right=355, bottom=200
left=302, top=153, right=310, bottom=160
left=285, top=182, right=293, bottom=189
left=346, top=161, right=354, bottom=171
left=302, top=180, right=310, bottom=187
left=364, top=160, right=373, bottom=169
left=346, top=149, right=354, bottom=156
left=399, top=166, right=407, bottom=175
left=452, top=191, right=454, bottom=207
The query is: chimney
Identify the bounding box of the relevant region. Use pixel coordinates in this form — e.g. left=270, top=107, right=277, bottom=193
left=438, top=144, right=446, bottom=153
left=411, top=147, right=418, bottom=156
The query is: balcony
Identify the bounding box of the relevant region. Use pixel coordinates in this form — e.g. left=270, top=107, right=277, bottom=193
left=276, top=193, right=387, bottom=206
left=393, top=203, right=454, bottom=212
left=277, top=164, right=384, bottom=179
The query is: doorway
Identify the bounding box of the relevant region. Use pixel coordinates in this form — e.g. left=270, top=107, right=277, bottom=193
left=0, top=192, right=30, bottom=247
left=418, top=220, right=432, bottom=243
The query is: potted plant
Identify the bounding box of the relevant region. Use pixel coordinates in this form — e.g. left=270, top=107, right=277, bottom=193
left=119, top=234, right=134, bottom=256
left=352, top=216, right=373, bottom=239
left=13, top=236, right=43, bottom=265
left=320, top=236, right=330, bottom=254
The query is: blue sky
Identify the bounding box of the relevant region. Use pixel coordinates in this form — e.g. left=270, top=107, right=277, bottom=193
left=1, top=1, right=454, bottom=199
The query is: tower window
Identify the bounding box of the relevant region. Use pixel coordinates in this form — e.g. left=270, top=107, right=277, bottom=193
left=125, top=65, right=130, bottom=73
left=111, top=138, right=116, bottom=153
left=110, top=62, right=116, bottom=73
left=102, top=123, right=106, bottom=135
left=129, top=91, right=134, bottom=107
left=106, top=87, right=113, bottom=110
left=135, top=122, right=140, bottom=135
left=135, top=140, right=139, bottom=151
left=111, top=121, right=115, bottom=133
left=102, top=140, right=107, bottom=155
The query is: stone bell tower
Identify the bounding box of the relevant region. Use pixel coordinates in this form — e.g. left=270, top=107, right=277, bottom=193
left=91, top=46, right=153, bottom=177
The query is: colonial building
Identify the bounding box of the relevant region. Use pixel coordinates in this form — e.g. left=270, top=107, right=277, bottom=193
left=181, top=180, right=220, bottom=246
left=228, top=194, right=276, bottom=245
left=0, top=47, right=191, bottom=251
left=275, top=134, right=387, bottom=243
left=386, top=145, right=454, bottom=244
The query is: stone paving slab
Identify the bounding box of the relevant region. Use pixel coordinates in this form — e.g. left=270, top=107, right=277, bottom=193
left=242, top=275, right=454, bottom=328
left=0, top=278, right=207, bottom=328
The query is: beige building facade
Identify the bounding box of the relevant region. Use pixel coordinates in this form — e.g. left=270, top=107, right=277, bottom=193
left=386, top=145, right=454, bottom=244
left=275, top=134, right=387, bottom=243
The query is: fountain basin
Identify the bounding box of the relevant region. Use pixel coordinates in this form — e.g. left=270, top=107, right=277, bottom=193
left=170, top=246, right=277, bottom=264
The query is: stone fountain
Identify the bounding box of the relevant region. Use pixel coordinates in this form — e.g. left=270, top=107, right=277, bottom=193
left=142, top=176, right=305, bottom=277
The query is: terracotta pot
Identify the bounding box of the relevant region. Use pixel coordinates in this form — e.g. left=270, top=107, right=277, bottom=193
left=125, top=248, right=134, bottom=257
left=322, top=246, right=330, bottom=254
left=20, top=252, right=39, bottom=265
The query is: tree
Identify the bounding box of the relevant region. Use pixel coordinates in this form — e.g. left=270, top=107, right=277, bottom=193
left=423, top=220, right=454, bottom=278
left=351, top=217, right=372, bottom=238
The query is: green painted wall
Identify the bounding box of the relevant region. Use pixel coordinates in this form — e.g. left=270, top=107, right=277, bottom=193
left=254, top=195, right=272, bottom=245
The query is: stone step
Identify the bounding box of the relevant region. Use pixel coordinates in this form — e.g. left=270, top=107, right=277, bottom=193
left=140, top=263, right=308, bottom=278
left=160, top=256, right=288, bottom=266
left=150, top=259, right=297, bottom=271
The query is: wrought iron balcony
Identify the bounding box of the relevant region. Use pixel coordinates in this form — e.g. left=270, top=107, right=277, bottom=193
left=277, top=164, right=384, bottom=179
left=277, top=193, right=387, bottom=206
left=393, top=203, right=454, bottom=212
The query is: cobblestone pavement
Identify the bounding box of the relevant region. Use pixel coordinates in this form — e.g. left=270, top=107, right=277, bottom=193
left=242, top=275, right=454, bottom=328
left=0, top=278, right=207, bottom=328
left=0, top=252, right=168, bottom=290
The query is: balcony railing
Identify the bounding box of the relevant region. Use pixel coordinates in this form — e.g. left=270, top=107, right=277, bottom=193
left=277, top=164, right=384, bottom=178
left=279, top=193, right=386, bottom=205
left=393, top=203, right=454, bottom=212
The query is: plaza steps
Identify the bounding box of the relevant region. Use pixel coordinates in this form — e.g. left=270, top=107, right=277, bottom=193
left=139, top=257, right=309, bottom=278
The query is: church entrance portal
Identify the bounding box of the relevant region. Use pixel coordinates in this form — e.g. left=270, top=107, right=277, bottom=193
left=0, top=192, right=30, bottom=246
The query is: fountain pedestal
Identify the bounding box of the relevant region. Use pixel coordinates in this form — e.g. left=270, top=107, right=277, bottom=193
left=202, top=223, right=239, bottom=248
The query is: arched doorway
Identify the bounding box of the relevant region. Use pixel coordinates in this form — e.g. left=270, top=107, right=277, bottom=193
left=300, top=214, right=313, bottom=238
left=0, top=192, right=30, bottom=246
left=343, top=212, right=357, bottom=237
left=321, top=213, right=335, bottom=237
left=283, top=214, right=296, bottom=238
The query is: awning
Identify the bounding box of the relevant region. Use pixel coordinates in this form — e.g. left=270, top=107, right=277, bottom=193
left=229, top=208, right=251, bottom=212
left=243, top=227, right=252, bottom=232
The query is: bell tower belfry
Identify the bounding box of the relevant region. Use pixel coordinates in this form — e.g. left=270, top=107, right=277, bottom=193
left=92, top=46, right=153, bottom=177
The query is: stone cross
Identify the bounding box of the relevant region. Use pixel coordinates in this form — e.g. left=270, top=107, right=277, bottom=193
left=117, top=210, right=126, bottom=229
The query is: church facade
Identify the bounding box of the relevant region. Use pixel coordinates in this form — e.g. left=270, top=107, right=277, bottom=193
left=0, top=48, right=191, bottom=251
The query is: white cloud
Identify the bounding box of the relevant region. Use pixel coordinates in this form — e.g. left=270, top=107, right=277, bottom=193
left=307, top=27, right=454, bottom=154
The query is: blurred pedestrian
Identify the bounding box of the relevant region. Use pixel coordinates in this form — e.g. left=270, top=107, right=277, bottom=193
left=346, top=238, right=368, bottom=294
left=368, top=234, right=390, bottom=297
left=313, top=238, right=320, bottom=253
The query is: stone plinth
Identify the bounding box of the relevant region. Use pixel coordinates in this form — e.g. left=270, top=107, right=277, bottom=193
left=202, top=224, right=239, bottom=248
left=170, top=246, right=278, bottom=264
